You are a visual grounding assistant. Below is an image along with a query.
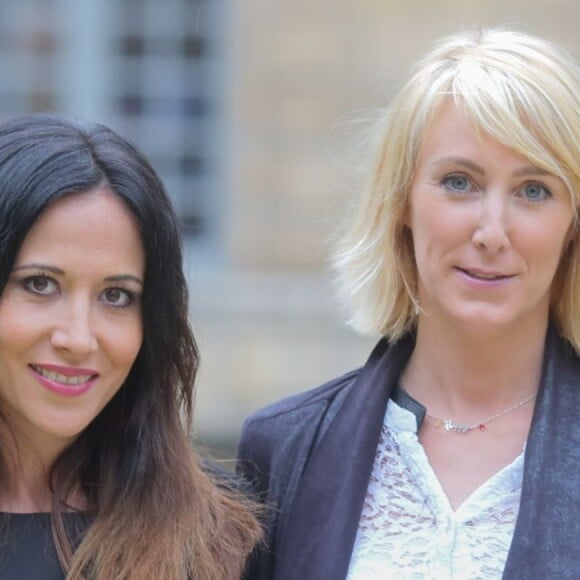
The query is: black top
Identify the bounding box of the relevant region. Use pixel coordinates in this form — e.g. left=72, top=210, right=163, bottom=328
left=0, top=512, right=88, bottom=580
left=0, top=464, right=247, bottom=579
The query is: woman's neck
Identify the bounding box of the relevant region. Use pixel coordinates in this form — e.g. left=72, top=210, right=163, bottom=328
left=0, top=460, right=52, bottom=513
left=0, top=424, right=65, bottom=513
left=402, top=315, right=548, bottom=416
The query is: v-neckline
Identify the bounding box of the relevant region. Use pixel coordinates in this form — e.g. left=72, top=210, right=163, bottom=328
left=387, top=400, right=525, bottom=516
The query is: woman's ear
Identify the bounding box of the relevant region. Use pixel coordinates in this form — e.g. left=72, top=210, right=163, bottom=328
left=565, top=217, right=578, bottom=248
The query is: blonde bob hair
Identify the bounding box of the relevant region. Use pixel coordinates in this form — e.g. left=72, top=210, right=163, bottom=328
left=334, top=28, right=580, bottom=351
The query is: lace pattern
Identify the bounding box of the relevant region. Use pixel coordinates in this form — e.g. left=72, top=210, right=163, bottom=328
left=347, top=401, right=523, bottom=580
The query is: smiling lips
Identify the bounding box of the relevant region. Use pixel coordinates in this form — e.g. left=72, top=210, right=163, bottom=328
left=456, top=267, right=514, bottom=281
left=29, top=363, right=99, bottom=396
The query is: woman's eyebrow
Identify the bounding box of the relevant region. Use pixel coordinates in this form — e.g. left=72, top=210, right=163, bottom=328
left=432, top=157, right=485, bottom=174
left=512, top=166, right=551, bottom=178
left=433, top=157, right=553, bottom=179
left=12, top=263, right=143, bottom=286
left=104, top=274, right=144, bottom=286
left=11, top=263, right=64, bottom=275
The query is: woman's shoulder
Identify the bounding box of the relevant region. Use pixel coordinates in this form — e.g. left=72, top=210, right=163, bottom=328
left=237, top=369, right=362, bottom=480
left=243, top=368, right=361, bottom=428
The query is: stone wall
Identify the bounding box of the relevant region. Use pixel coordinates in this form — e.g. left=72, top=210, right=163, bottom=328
left=192, top=0, right=578, bottom=451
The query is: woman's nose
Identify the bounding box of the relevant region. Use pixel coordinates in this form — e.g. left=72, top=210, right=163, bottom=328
left=50, top=300, right=98, bottom=357
left=471, top=195, right=511, bottom=253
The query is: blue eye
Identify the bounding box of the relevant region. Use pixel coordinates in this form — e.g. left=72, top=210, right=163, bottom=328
left=521, top=182, right=551, bottom=202
left=442, top=174, right=473, bottom=193
left=23, top=275, right=59, bottom=296
left=100, top=287, right=134, bottom=307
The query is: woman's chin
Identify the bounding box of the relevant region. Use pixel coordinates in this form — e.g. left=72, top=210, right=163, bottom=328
left=422, top=303, right=539, bottom=337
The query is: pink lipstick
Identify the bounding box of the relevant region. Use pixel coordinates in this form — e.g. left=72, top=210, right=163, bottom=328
left=29, top=363, right=99, bottom=397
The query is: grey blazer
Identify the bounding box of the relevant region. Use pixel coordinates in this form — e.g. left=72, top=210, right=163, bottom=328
left=238, top=327, right=580, bottom=579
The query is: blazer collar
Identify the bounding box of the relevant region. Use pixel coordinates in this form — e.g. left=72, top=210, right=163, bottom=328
left=275, top=335, right=415, bottom=580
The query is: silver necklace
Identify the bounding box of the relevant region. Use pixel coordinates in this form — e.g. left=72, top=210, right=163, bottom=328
left=425, top=392, right=537, bottom=433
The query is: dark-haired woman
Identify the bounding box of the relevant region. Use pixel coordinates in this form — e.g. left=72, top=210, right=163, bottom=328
left=0, top=114, right=261, bottom=579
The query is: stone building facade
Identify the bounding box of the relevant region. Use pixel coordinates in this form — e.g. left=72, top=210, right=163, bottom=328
left=0, top=0, right=577, bottom=451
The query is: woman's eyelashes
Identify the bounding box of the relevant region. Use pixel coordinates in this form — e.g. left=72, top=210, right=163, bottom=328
left=99, top=287, right=137, bottom=308
left=21, top=274, right=59, bottom=296
left=440, top=173, right=476, bottom=193
left=18, top=273, right=138, bottom=308
left=517, top=182, right=552, bottom=203
left=439, top=173, right=553, bottom=203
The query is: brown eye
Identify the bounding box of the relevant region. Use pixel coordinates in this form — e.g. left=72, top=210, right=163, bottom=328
left=101, top=287, right=133, bottom=307
left=24, top=275, right=57, bottom=295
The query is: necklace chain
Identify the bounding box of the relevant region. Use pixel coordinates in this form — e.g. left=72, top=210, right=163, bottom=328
left=425, top=392, right=537, bottom=433
left=399, top=380, right=538, bottom=434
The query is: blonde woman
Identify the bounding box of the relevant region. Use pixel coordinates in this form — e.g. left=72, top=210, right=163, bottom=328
left=238, top=29, right=579, bottom=579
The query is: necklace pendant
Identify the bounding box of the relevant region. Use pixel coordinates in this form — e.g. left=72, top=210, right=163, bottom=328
left=425, top=392, right=537, bottom=435
left=443, top=419, right=471, bottom=433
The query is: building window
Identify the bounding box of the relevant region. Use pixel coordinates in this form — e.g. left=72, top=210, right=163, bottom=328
left=0, top=2, right=61, bottom=115
left=0, top=0, right=221, bottom=240
left=112, top=0, right=218, bottom=237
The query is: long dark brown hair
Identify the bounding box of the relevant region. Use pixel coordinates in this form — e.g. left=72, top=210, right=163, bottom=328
left=0, top=114, right=261, bottom=579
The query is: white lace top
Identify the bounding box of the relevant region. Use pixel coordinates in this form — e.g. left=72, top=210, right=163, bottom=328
left=347, top=400, right=524, bottom=580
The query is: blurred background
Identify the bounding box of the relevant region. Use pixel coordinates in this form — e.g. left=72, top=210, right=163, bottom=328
left=0, top=0, right=576, bottom=455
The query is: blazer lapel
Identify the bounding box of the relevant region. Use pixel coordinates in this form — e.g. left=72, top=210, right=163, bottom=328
left=275, top=336, right=415, bottom=580
left=503, top=329, right=580, bottom=578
